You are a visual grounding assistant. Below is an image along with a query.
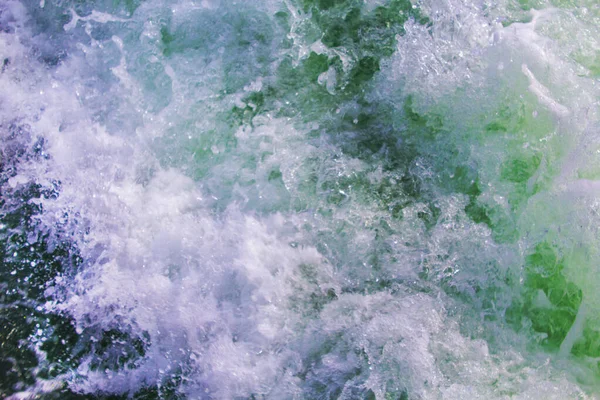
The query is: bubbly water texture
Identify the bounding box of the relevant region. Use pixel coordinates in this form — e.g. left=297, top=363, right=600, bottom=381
left=1, top=0, right=600, bottom=398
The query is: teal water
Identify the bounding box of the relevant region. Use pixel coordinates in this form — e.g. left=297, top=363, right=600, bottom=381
left=1, top=0, right=600, bottom=398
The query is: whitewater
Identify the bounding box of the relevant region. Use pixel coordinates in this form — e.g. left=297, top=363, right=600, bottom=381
left=1, top=0, right=600, bottom=398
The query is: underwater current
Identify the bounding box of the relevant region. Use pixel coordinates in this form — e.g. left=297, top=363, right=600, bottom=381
left=1, top=0, right=600, bottom=398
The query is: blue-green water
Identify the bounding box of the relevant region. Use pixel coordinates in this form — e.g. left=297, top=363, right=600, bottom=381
left=1, top=0, right=600, bottom=398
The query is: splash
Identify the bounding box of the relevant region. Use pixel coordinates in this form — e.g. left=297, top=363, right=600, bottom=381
left=1, top=0, right=600, bottom=398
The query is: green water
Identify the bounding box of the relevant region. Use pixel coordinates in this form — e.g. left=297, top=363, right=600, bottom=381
left=1, top=0, right=600, bottom=398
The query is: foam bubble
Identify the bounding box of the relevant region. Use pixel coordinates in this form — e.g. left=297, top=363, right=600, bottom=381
left=3, top=0, right=600, bottom=398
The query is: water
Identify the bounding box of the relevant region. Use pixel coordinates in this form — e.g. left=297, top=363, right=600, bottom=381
left=1, top=0, right=600, bottom=398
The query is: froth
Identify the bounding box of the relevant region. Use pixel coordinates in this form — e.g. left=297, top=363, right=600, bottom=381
left=3, top=0, right=600, bottom=398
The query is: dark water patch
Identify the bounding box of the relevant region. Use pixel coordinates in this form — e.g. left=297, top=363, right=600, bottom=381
left=0, top=123, right=158, bottom=397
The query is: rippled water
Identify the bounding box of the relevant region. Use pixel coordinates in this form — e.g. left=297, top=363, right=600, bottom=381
left=1, top=0, right=600, bottom=398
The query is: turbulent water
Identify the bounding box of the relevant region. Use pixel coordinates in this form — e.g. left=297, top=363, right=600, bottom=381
left=1, top=0, right=600, bottom=398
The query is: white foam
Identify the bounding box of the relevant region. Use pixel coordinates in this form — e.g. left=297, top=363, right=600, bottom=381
left=521, top=64, right=570, bottom=117
left=3, top=0, right=600, bottom=397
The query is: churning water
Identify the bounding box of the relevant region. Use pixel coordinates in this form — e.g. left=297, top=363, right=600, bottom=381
left=1, top=0, right=600, bottom=398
